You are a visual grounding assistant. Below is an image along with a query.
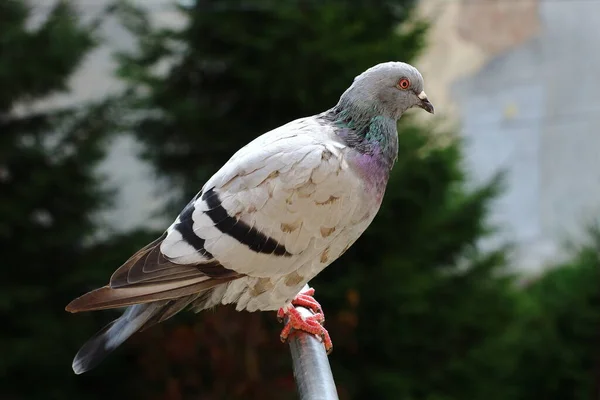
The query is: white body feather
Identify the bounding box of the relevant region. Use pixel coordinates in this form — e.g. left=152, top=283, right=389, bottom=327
left=160, top=117, right=384, bottom=311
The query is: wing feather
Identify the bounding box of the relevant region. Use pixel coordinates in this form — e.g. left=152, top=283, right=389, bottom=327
left=65, top=275, right=238, bottom=312
left=182, top=118, right=362, bottom=279
left=66, top=233, right=242, bottom=313
left=67, top=117, right=364, bottom=314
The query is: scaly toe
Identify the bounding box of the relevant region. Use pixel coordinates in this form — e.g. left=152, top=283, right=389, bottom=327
left=278, top=307, right=333, bottom=354
left=277, top=307, right=286, bottom=323
left=292, top=293, right=323, bottom=315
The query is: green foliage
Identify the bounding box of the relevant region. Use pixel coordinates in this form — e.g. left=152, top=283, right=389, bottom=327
left=507, top=229, right=600, bottom=400
left=0, top=2, right=147, bottom=398
left=0, top=1, right=96, bottom=110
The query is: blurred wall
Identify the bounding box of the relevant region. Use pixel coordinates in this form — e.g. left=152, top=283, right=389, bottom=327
left=417, top=0, right=600, bottom=274
left=30, top=0, right=600, bottom=273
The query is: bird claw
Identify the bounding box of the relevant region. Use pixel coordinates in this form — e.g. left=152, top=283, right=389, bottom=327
left=277, top=287, right=323, bottom=322
left=277, top=288, right=333, bottom=354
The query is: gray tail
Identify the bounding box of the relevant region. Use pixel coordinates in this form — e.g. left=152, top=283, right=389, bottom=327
left=72, top=302, right=165, bottom=375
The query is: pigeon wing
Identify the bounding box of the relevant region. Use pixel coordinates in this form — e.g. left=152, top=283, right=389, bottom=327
left=67, top=117, right=362, bottom=312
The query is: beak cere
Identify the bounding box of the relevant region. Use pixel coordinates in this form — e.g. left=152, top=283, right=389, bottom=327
left=417, top=90, right=435, bottom=114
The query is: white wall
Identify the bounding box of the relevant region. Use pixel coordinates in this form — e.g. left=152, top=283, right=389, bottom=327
left=419, top=0, right=600, bottom=273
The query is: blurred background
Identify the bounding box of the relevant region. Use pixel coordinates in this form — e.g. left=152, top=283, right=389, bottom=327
left=1, top=0, right=598, bottom=399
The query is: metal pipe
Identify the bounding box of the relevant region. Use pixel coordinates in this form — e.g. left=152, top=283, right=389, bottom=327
left=287, top=306, right=339, bottom=400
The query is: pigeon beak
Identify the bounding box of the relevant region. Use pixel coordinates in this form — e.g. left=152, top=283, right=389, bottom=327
left=416, top=91, right=435, bottom=114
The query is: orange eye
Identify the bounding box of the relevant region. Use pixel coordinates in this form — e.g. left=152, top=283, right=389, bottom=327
left=398, top=78, right=410, bottom=90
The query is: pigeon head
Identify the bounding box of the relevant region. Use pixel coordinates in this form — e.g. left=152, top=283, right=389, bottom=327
left=339, top=62, right=434, bottom=120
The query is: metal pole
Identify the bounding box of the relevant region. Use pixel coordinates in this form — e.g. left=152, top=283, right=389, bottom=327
left=287, top=306, right=339, bottom=400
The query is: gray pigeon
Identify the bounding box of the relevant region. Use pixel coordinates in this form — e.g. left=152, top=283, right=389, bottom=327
left=66, top=61, right=434, bottom=374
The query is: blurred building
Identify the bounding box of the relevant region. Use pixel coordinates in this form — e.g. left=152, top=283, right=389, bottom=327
left=33, top=0, right=600, bottom=274
left=417, top=0, right=600, bottom=274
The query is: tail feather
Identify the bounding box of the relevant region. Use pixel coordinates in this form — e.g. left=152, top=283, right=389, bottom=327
left=72, top=303, right=166, bottom=375
left=65, top=275, right=239, bottom=313
left=139, top=294, right=201, bottom=331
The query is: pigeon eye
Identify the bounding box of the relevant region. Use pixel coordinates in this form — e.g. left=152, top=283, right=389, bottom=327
left=397, top=78, right=411, bottom=90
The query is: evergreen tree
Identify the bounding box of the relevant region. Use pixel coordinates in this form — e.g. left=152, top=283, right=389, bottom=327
left=0, top=1, right=150, bottom=398
left=508, top=229, right=600, bottom=400
left=114, top=1, right=519, bottom=398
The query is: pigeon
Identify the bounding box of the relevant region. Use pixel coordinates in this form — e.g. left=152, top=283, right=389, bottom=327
left=66, top=61, right=434, bottom=374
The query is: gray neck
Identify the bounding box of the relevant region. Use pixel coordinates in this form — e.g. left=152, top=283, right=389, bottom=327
left=323, top=97, right=399, bottom=168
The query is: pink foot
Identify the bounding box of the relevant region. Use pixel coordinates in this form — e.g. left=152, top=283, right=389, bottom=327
left=277, top=288, right=333, bottom=354
left=277, top=288, right=323, bottom=321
